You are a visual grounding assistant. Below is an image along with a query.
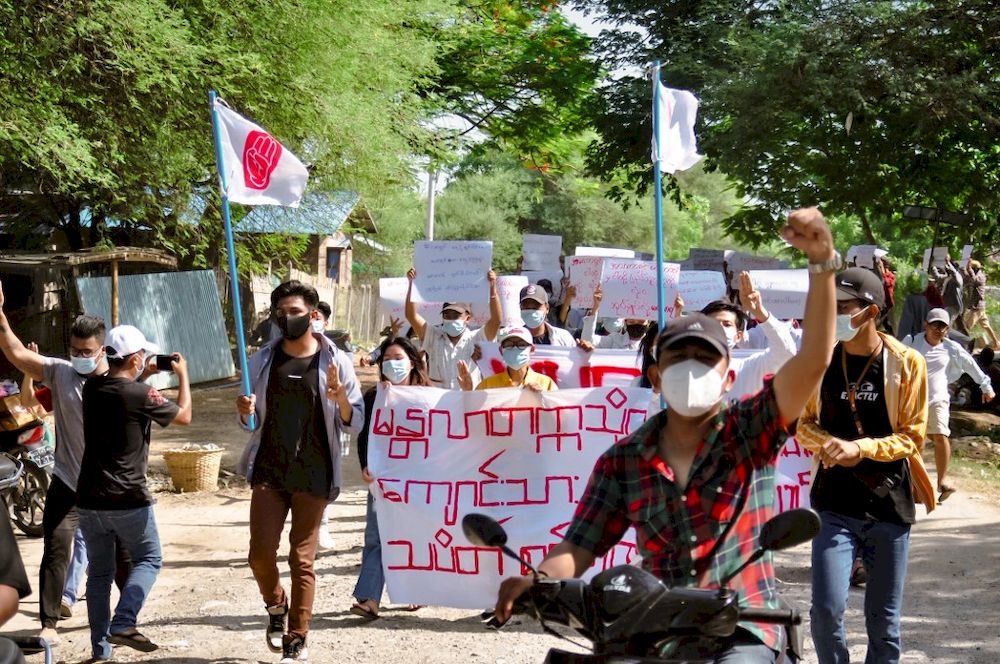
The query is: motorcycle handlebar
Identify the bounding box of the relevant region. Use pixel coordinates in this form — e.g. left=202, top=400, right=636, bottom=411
left=738, top=607, right=802, bottom=625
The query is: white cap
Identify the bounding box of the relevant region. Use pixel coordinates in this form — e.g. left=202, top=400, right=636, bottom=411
left=105, top=325, right=160, bottom=358
left=499, top=327, right=534, bottom=346
left=926, top=308, right=951, bottom=326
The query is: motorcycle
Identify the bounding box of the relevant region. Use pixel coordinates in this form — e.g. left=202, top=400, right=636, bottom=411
left=0, top=420, right=53, bottom=537
left=464, top=508, right=821, bottom=663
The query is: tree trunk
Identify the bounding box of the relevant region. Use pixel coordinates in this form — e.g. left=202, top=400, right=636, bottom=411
left=859, top=210, right=877, bottom=244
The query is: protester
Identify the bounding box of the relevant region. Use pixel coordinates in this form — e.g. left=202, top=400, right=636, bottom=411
left=236, top=280, right=363, bottom=663
left=359, top=318, right=404, bottom=367
left=467, top=327, right=557, bottom=391
left=876, top=256, right=897, bottom=334
left=77, top=325, right=192, bottom=661
left=404, top=268, right=501, bottom=389
left=555, top=283, right=586, bottom=335
left=495, top=207, right=839, bottom=663
left=798, top=266, right=936, bottom=664
left=932, top=258, right=966, bottom=333
left=580, top=285, right=650, bottom=350
left=0, top=281, right=132, bottom=646
left=518, top=284, right=579, bottom=347
left=249, top=308, right=279, bottom=348
left=1, top=514, right=31, bottom=662
left=903, top=308, right=994, bottom=502
left=897, top=275, right=942, bottom=340
left=699, top=271, right=798, bottom=401
left=963, top=259, right=999, bottom=349
left=350, top=336, right=430, bottom=621
left=314, top=301, right=337, bottom=552
left=973, top=348, right=1000, bottom=414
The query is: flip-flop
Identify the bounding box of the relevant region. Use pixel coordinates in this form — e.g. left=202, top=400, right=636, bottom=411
left=108, top=629, right=159, bottom=652
left=938, top=486, right=957, bottom=502
left=350, top=602, right=379, bottom=622
left=403, top=604, right=423, bottom=612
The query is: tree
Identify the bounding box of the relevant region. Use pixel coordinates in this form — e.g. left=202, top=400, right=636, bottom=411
left=577, top=0, right=1000, bottom=251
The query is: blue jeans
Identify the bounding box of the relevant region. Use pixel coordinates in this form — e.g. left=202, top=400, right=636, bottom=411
left=62, top=527, right=87, bottom=606
left=810, top=511, right=910, bottom=664
left=352, top=493, right=384, bottom=603
left=78, top=507, right=162, bottom=660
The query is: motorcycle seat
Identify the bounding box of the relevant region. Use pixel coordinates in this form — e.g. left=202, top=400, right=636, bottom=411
left=0, top=452, right=21, bottom=489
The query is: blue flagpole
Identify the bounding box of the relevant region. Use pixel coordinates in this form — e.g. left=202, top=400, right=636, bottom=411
left=208, top=90, right=255, bottom=429
left=652, top=62, right=666, bottom=334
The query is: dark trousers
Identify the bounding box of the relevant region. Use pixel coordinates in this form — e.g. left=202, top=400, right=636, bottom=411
left=38, top=476, right=131, bottom=628
left=0, top=638, right=26, bottom=664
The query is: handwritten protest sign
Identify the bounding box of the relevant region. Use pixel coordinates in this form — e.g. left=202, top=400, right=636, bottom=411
left=412, top=241, right=492, bottom=303
left=960, top=245, right=973, bottom=269
left=726, top=253, right=786, bottom=287
left=748, top=269, right=809, bottom=320
left=567, top=256, right=604, bottom=299
left=469, top=276, right=527, bottom=328
left=846, top=245, right=887, bottom=269
left=686, top=248, right=727, bottom=271
left=521, top=270, right=563, bottom=300
left=575, top=246, right=635, bottom=258
left=380, top=277, right=442, bottom=325
left=598, top=259, right=681, bottom=320
left=678, top=270, right=728, bottom=312
left=369, top=385, right=815, bottom=608
left=475, top=345, right=642, bottom=388
left=521, top=234, right=562, bottom=271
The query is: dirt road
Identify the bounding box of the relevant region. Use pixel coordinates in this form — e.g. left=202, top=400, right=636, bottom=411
left=7, top=381, right=1000, bottom=663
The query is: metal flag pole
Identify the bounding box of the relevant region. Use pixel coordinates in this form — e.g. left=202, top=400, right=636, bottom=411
left=208, top=90, right=255, bottom=429
left=652, top=62, right=666, bottom=334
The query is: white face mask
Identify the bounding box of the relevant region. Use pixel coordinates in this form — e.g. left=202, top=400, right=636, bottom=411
left=723, top=326, right=738, bottom=349
left=660, top=359, right=725, bottom=418
left=311, top=319, right=325, bottom=334
left=835, top=308, right=868, bottom=342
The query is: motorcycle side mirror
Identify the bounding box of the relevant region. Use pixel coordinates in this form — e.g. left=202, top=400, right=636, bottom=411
left=717, top=508, right=821, bottom=591
left=758, top=508, right=822, bottom=552
left=462, top=513, right=509, bottom=548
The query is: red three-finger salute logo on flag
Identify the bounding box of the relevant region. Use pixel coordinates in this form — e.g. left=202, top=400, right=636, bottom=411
left=213, top=100, right=309, bottom=207
left=242, top=130, right=283, bottom=190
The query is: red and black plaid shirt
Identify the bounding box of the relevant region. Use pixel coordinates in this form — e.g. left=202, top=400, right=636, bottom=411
left=564, top=376, right=792, bottom=650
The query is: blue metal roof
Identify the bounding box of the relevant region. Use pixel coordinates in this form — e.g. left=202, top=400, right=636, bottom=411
left=178, top=190, right=360, bottom=236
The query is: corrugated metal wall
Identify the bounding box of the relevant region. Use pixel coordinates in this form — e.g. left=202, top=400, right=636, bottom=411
left=75, top=270, right=235, bottom=389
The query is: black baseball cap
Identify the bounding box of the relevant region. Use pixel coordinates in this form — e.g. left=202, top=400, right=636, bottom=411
left=835, top=267, right=885, bottom=310
left=654, top=313, right=729, bottom=360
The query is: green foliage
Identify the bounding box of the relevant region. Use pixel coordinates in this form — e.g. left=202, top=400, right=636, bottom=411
left=577, top=0, right=1000, bottom=253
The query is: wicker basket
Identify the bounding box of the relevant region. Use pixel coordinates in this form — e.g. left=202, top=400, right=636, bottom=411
left=162, top=448, right=224, bottom=493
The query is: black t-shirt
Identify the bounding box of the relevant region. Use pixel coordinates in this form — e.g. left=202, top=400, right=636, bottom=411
left=812, top=344, right=915, bottom=525
left=78, top=376, right=179, bottom=510
left=356, top=387, right=379, bottom=472
left=253, top=348, right=332, bottom=498
left=532, top=326, right=551, bottom=345
left=0, top=515, right=30, bottom=599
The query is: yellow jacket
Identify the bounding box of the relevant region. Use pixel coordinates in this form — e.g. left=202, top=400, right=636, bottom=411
left=798, top=332, right=936, bottom=513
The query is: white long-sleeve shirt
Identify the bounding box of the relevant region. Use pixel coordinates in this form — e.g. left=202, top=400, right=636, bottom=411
left=727, top=316, right=799, bottom=401
left=580, top=315, right=643, bottom=350
left=903, top=332, right=994, bottom=404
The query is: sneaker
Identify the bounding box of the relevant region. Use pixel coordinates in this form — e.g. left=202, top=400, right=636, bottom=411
left=266, top=602, right=288, bottom=653
left=317, top=528, right=335, bottom=550
left=60, top=599, right=74, bottom=619
left=280, top=634, right=308, bottom=662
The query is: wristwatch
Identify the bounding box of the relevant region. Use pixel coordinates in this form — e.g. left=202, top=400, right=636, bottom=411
left=807, top=251, right=843, bottom=274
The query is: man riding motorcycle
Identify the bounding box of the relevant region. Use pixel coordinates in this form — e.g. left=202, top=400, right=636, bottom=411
left=495, top=208, right=840, bottom=663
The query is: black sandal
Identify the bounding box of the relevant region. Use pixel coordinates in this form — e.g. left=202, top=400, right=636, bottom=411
left=109, top=629, right=159, bottom=652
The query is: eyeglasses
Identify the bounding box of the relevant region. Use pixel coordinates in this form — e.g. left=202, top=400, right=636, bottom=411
left=69, top=347, right=102, bottom=358
left=502, top=343, right=532, bottom=350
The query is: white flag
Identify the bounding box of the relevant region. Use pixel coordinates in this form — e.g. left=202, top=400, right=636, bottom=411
left=213, top=100, right=309, bottom=207
left=652, top=83, right=703, bottom=174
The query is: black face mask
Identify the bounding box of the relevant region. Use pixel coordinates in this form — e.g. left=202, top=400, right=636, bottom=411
left=625, top=323, right=647, bottom=339
left=276, top=313, right=312, bottom=340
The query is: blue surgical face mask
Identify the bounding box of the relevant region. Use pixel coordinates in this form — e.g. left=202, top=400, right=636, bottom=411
left=442, top=319, right=466, bottom=337
left=835, top=308, right=868, bottom=342
left=520, top=309, right=546, bottom=329
left=382, top=359, right=411, bottom=384
left=502, top=346, right=532, bottom=370
left=600, top=317, right=623, bottom=333
left=71, top=355, right=100, bottom=376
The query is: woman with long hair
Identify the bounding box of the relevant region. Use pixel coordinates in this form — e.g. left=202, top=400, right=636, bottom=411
left=349, top=337, right=429, bottom=620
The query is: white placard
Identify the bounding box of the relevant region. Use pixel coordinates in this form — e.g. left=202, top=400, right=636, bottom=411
left=747, top=269, right=809, bottom=320
left=678, top=270, right=728, bottom=312
left=521, top=270, right=563, bottom=300
left=960, top=245, right=973, bottom=269
left=599, top=259, right=681, bottom=320
left=726, top=253, right=786, bottom=287
left=575, top=246, right=636, bottom=258
left=521, top=234, right=563, bottom=272
left=922, top=247, right=949, bottom=270
left=369, top=385, right=815, bottom=608
left=379, top=277, right=443, bottom=326
left=471, top=276, right=527, bottom=328
left=412, top=241, right=493, bottom=303
left=567, top=256, right=604, bottom=301
left=846, top=245, right=887, bottom=269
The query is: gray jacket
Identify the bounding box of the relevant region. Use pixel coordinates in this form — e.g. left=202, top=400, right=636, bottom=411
left=237, top=333, right=364, bottom=497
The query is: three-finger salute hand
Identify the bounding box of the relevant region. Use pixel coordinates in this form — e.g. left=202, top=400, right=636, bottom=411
left=327, top=365, right=347, bottom=401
